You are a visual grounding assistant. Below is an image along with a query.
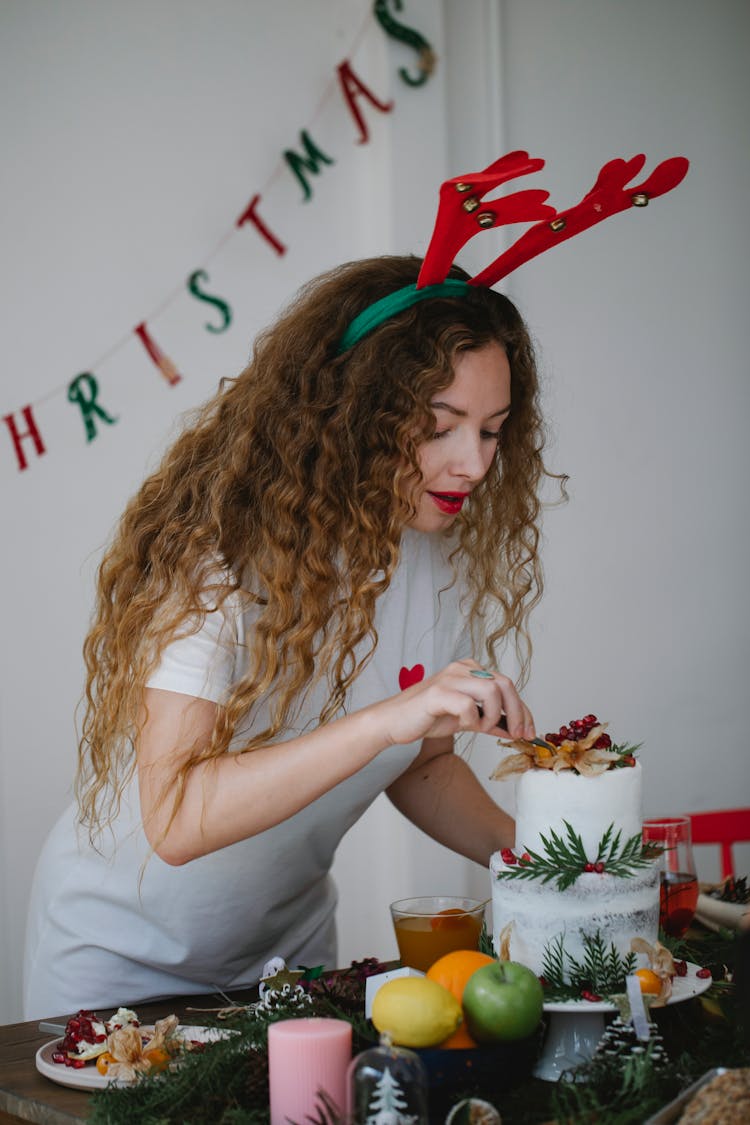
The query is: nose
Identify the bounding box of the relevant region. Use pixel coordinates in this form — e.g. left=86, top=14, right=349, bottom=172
left=452, top=431, right=491, bottom=483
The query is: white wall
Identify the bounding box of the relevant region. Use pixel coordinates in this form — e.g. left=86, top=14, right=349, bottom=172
left=1, top=0, right=748, bottom=1023
left=494, top=0, right=750, bottom=832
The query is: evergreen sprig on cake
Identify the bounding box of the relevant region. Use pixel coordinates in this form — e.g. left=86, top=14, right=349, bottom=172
left=541, top=930, right=638, bottom=1001
left=492, top=713, right=641, bottom=780
left=497, top=821, right=660, bottom=891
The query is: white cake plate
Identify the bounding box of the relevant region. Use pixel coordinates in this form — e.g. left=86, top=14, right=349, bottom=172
left=534, top=962, right=712, bottom=1081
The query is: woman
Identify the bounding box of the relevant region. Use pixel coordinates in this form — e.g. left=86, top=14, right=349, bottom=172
left=23, top=254, right=552, bottom=1018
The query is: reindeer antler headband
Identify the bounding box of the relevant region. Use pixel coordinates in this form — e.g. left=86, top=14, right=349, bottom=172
left=338, top=150, right=688, bottom=353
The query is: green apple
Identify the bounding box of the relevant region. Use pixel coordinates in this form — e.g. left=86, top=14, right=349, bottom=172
left=462, top=960, right=543, bottom=1042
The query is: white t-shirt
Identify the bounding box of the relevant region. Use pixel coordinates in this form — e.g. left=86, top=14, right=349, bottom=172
left=23, top=530, right=472, bottom=1019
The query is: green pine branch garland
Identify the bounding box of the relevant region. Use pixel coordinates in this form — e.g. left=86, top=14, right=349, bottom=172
left=87, top=969, right=380, bottom=1125
left=496, top=821, right=661, bottom=891
left=81, top=931, right=746, bottom=1125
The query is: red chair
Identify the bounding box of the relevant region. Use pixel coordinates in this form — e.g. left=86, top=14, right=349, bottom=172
left=688, top=808, right=750, bottom=879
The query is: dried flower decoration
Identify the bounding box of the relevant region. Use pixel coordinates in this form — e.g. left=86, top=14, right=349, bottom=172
left=630, top=938, right=676, bottom=1006
left=105, top=1014, right=179, bottom=1081
left=492, top=714, right=640, bottom=781
left=496, top=920, right=514, bottom=961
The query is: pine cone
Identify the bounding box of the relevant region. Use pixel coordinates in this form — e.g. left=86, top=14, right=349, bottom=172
left=594, top=1016, right=669, bottom=1069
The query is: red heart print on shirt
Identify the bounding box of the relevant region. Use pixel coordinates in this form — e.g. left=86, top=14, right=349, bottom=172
left=399, top=664, right=425, bottom=691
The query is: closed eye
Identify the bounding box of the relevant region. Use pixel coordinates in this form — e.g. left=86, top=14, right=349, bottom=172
left=431, top=426, right=504, bottom=441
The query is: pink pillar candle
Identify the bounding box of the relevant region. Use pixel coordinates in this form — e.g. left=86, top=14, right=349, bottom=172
left=268, top=1017, right=353, bottom=1124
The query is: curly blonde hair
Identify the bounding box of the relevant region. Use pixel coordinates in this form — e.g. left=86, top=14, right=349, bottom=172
left=77, top=255, right=559, bottom=835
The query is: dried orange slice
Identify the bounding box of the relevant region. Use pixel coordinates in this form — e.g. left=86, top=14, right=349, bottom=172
left=430, top=908, right=468, bottom=931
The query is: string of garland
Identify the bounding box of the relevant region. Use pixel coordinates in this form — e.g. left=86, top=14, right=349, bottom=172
left=4, top=1, right=438, bottom=475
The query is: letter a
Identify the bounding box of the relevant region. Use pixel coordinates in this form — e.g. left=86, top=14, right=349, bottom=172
left=337, top=60, right=393, bottom=144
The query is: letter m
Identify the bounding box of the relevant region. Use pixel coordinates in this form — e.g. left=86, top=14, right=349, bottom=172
left=283, top=130, right=334, bottom=202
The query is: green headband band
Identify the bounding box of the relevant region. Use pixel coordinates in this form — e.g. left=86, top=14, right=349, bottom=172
left=337, top=278, right=470, bottom=354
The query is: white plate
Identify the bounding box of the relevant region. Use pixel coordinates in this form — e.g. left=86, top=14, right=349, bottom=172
left=543, top=961, right=712, bottom=1013
left=695, top=892, right=748, bottom=931
left=35, top=1024, right=231, bottom=1091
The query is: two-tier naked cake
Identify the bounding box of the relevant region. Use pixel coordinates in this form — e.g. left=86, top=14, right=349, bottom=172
left=490, top=715, right=660, bottom=989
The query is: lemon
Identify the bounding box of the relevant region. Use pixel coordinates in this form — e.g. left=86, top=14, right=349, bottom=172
left=371, top=976, right=462, bottom=1048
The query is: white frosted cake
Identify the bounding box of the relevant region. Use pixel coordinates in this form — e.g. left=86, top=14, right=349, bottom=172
left=489, top=719, right=660, bottom=992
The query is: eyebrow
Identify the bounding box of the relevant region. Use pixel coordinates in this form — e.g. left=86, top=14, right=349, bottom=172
left=430, top=401, right=511, bottom=419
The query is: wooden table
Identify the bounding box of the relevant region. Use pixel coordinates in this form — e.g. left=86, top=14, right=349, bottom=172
left=0, top=987, right=259, bottom=1124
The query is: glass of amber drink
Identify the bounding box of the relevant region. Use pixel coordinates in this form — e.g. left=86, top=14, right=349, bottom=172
left=643, top=816, right=699, bottom=938
left=389, top=896, right=486, bottom=972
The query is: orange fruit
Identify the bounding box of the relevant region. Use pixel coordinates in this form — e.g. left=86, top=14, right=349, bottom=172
left=430, top=908, right=467, bottom=931
left=427, top=949, right=496, bottom=999
left=634, top=968, right=662, bottom=995
left=427, top=949, right=496, bottom=1049
left=438, top=1021, right=479, bottom=1050
left=144, top=1045, right=173, bottom=1072
left=95, top=1051, right=116, bottom=1075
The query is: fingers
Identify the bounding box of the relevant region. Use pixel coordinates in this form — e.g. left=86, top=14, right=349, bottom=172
left=389, top=660, right=535, bottom=743
left=457, top=660, right=535, bottom=740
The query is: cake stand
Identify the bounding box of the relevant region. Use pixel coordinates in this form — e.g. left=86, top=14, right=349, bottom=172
left=534, top=963, right=712, bottom=1081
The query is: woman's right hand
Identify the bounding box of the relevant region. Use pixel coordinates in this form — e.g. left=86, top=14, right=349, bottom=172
left=375, top=659, right=535, bottom=746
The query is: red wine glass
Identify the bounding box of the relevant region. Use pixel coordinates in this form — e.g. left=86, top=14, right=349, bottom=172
left=643, top=815, right=699, bottom=938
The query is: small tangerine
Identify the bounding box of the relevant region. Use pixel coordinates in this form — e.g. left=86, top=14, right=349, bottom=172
left=95, top=1051, right=116, bottom=1076
left=634, top=968, right=662, bottom=995
left=144, top=1045, right=172, bottom=1072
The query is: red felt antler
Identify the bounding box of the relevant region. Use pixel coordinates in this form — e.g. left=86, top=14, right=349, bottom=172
left=417, top=152, right=689, bottom=291
left=416, top=151, right=555, bottom=287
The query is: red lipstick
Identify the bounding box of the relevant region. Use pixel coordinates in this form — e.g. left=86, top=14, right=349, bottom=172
left=428, top=491, right=469, bottom=514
